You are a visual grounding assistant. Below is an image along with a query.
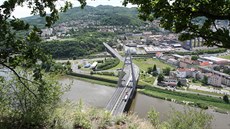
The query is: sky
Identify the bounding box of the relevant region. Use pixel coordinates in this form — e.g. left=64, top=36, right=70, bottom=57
left=0, top=0, right=136, bottom=18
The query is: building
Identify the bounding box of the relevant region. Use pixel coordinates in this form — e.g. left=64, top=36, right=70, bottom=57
left=156, top=52, right=163, bottom=58
left=143, top=45, right=173, bottom=54
left=179, top=58, right=199, bottom=68
left=208, top=74, right=222, bottom=87
left=199, top=56, right=230, bottom=65
left=91, top=62, right=98, bottom=69
left=162, top=78, right=178, bottom=87
left=176, top=68, right=195, bottom=78
left=199, top=66, right=230, bottom=87
left=167, top=58, right=179, bottom=66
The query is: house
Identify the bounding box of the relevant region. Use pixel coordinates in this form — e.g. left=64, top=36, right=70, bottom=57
left=199, top=66, right=230, bottom=87
left=162, top=78, right=178, bottom=87
left=167, top=58, right=179, bottom=66
left=156, top=52, right=163, bottom=58
left=199, top=61, right=211, bottom=66
left=176, top=68, right=195, bottom=78
left=201, top=73, right=222, bottom=87
left=178, top=78, right=188, bottom=86
left=199, top=56, right=230, bottom=65
left=179, top=58, right=199, bottom=68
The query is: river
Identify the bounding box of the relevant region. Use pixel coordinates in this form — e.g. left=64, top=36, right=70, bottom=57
left=60, top=76, right=230, bottom=129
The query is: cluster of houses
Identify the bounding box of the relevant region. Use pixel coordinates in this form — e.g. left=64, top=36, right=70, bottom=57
left=156, top=53, right=230, bottom=88
left=40, top=17, right=159, bottom=41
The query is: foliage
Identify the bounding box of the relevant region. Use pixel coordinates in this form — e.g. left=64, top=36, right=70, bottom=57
left=223, top=95, right=229, bottom=104
left=157, top=74, right=164, bottom=83
left=68, top=72, right=118, bottom=84
left=176, top=48, right=227, bottom=55
left=92, top=71, right=115, bottom=76
left=41, top=32, right=113, bottom=58
left=0, top=0, right=86, bottom=127
left=223, top=67, right=230, bottom=75
left=23, top=5, right=146, bottom=28
left=124, top=0, right=230, bottom=48
left=147, top=108, right=212, bottom=129
left=202, top=76, right=208, bottom=85
left=0, top=71, right=62, bottom=128
left=164, top=108, right=212, bottom=129
left=147, top=67, right=153, bottom=74
left=147, top=64, right=158, bottom=76
left=139, top=85, right=230, bottom=110
left=191, top=55, right=199, bottom=60
left=153, top=64, right=157, bottom=71
left=51, top=101, right=154, bottom=129
left=96, top=58, right=120, bottom=71
left=163, top=67, right=171, bottom=76
left=148, top=108, right=159, bottom=126
left=177, top=81, right=182, bottom=87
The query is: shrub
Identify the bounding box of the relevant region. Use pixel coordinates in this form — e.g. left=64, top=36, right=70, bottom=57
left=97, top=58, right=120, bottom=70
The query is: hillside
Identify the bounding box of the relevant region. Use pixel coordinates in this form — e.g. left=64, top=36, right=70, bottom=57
left=22, top=5, right=145, bottom=28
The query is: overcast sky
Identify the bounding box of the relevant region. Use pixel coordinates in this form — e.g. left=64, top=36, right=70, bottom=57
left=0, top=0, right=136, bottom=18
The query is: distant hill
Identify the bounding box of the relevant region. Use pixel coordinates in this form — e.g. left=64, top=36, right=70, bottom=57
left=22, top=5, right=145, bottom=28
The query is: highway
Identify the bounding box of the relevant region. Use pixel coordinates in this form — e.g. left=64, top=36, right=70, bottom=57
left=104, top=43, right=139, bottom=115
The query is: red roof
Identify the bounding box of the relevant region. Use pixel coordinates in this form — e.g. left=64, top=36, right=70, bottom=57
left=200, top=62, right=210, bottom=66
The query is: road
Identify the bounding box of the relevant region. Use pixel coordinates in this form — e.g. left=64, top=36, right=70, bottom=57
left=104, top=43, right=140, bottom=115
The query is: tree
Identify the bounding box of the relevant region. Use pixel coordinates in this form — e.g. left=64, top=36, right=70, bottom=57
left=177, top=81, right=182, bottom=87
left=153, top=64, right=157, bottom=71
left=147, top=67, right=153, bottom=74
left=202, top=75, right=208, bottom=85
left=163, top=67, right=171, bottom=76
left=0, top=0, right=86, bottom=128
left=223, top=95, right=229, bottom=104
left=0, top=0, right=86, bottom=81
left=0, top=72, right=63, bottom=128
left=191, top=55, right=198, bottom=60
left=124, top=0, right=230, bottom=48
left=157, top=73, right=164, bottom=83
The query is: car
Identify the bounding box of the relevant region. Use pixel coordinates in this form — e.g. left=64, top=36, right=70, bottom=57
left=124, top=94, right=128, bottom=102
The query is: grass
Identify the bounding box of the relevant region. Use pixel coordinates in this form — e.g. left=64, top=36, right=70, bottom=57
left=133, top=58, right=175, bottom=71
left=188, top=89, right=223, bottom=97
left=93, top=74, right=118, bottom=81
left=66, top=75, right=117, bottom=87
left=139, top=86, right=230, bottom=111
left=108, top=61, right=124, bottom=70
left=139, top=74, right=156, bottom=85
left=187, top=89, right=223, bottom=97
left=219, top=55, right=230, bottom=60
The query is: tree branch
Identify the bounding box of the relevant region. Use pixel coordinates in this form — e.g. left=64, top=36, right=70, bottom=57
left=0, top=62, right=37, bottom=98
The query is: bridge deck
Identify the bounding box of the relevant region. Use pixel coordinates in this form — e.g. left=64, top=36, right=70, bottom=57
left=104, top=43, right=139, bottom=115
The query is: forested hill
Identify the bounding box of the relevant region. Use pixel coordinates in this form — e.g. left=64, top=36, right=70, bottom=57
left=22, top=5, right=144, bottom=27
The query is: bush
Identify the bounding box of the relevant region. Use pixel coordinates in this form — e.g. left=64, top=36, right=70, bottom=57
left=0, top=72, right=62, bottom=128
left=97, top=58, right=120, bottom=70
left=223, top=95, right=229, bottom=103
left=196, top=103, right=209, bottom=109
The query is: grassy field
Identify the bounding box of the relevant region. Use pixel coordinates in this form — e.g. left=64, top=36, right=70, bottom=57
left=139, top=86, right=230, bottom=111
left=108, top=61, right=124, bottom=70
left=133, top=58, right=175, bottom=71
left=219, top=55, right=230, bottom=60
left=139, top=74, right=155, bottom=85
left=93, top=74, right=118, bottom=81
left=187, top=89, right=223, bottom=97
left=66, top=75, right=117, bottom=87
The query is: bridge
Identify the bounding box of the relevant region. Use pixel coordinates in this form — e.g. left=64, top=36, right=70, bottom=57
left=103, top=43, right=139, bottom=115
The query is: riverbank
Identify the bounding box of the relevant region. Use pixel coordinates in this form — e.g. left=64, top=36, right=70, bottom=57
left=67, top=73, right=230, bottom=112
left=139, top=86, right=230, bottom=112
